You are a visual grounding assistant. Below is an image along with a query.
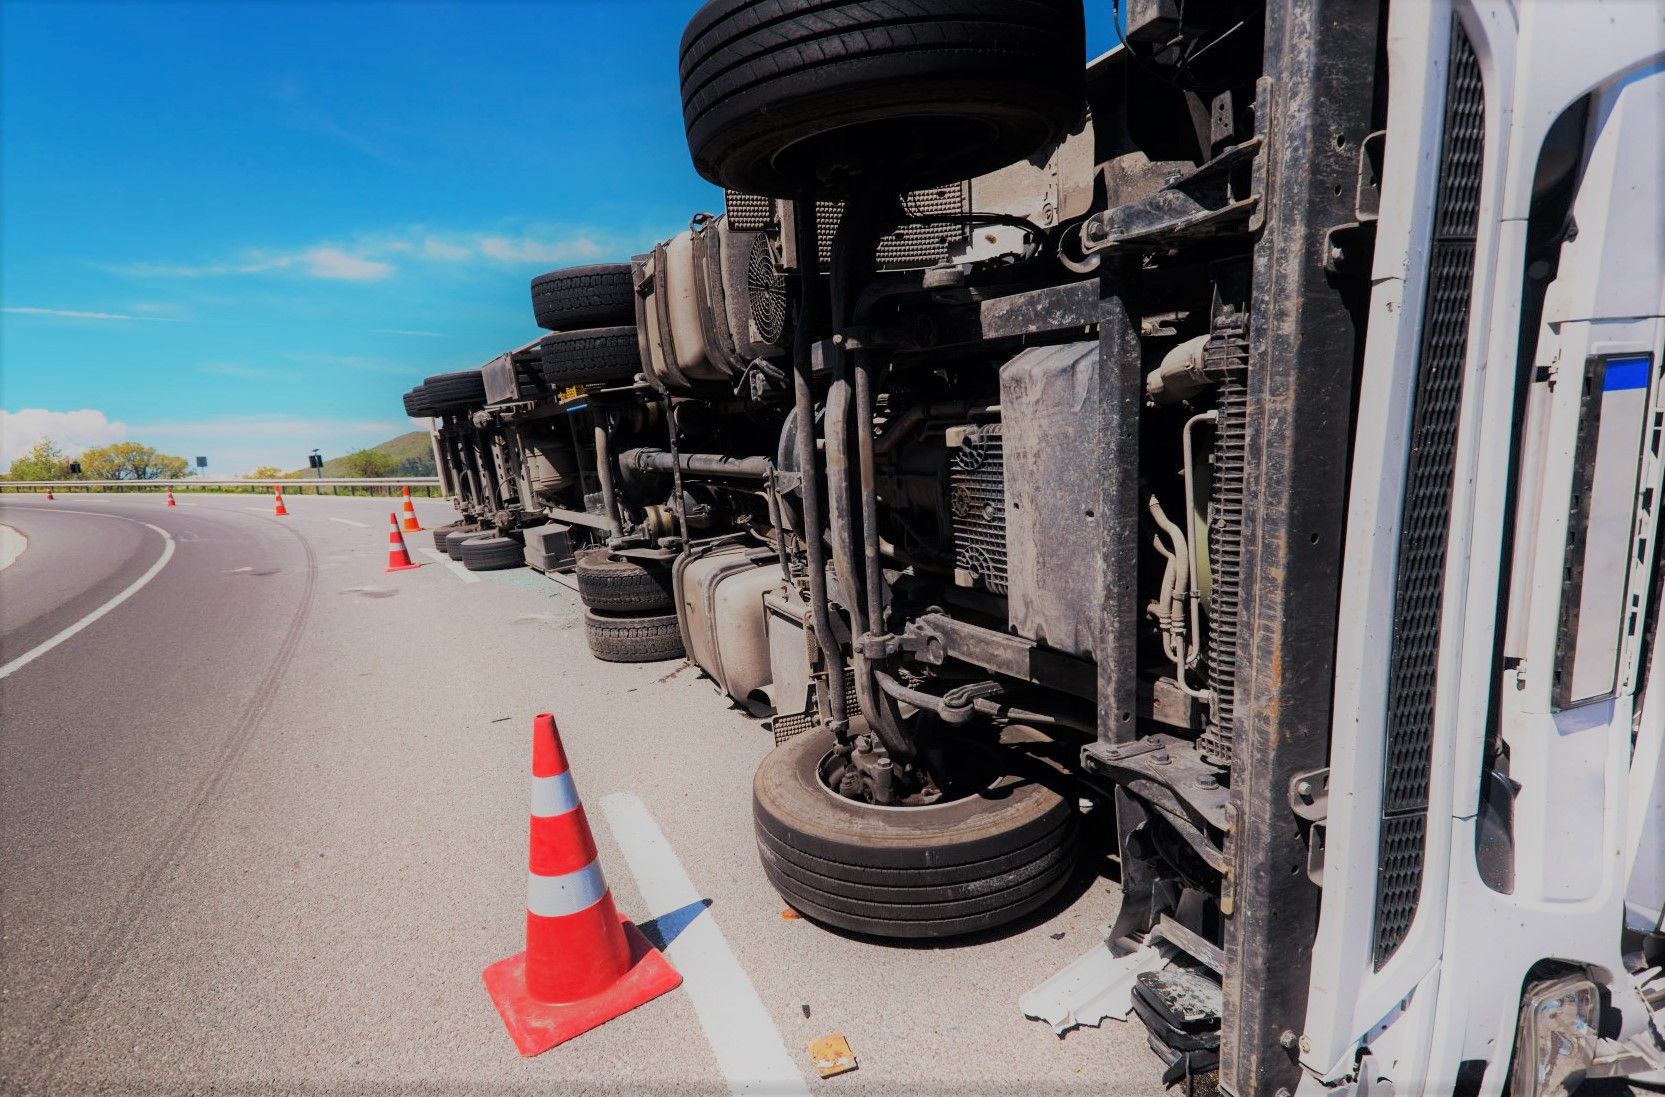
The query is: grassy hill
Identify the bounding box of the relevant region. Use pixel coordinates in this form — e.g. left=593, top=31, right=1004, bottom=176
left=285, top=431, right=436, bottom=478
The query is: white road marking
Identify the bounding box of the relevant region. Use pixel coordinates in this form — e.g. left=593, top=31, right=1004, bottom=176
left=0, top=518, right=176, bottom=681
left=327, top=517, right=369, bottom=528
left=413, top=546, right=479, bottom=583
left=600, top=792, right=810, bottom=1097
left=0, top=524, right=26, bottom=572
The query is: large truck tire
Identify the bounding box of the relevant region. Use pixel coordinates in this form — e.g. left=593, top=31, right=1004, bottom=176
left=459, top=533, right=524, bottom=571
left=443, top=528, right=480, bottom=560
left=753, top=728, right=1078, bottom=938
left=539, top=327, right=642, bottom=386
left=431, top=521, right=476, bottom=552
left=403, top=385, right=437, bottom=418
left=421, top=369, right=488, bottom=413
left=575, top=550, right=674, bottom=612
left=582, top=609, right=686, bottom=663
left=678, top=0, right=1086, bottom=196
left=531, top=264, right=635, bottom=331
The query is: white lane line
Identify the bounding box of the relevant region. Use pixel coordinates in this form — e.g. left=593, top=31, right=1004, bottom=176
left=0, top=523, right=26, bottom=572
left=327, top=517, right=369, bottom=528
left=600, top=792, right=810, bottom=1097
left=413, top=546, right=479, bottom=583
left=0, top=518, right=176, bottom=681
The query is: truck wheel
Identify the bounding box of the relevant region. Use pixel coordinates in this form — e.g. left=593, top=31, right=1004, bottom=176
left=753, top=728, right=1078, bottom=938
left=583, top=609, right=686, bottom=663
left=443, top=528, right=479, bottom=560
left=403, top=385, right=437, bottom=417
left=421, top=369, right=487, bottom=413
left=539, top=327, right=642, bottom=386
left=575, top=550, right=674, bottom=612
left=431, top=521, right=476, bottom=552
left=679, top=0, right=1086, bottom=196
left=459, top=533, right=523, bottom=571
left=531, top=264, right=635, bottom=331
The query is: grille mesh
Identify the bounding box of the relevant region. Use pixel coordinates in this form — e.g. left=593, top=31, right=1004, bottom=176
left=1201, top=308, right=1251, bottom=763
left=727, top=185, right=972, bottom=270
left=771, top=681, right=860, bottom=745
left=1372, top=22, right=1484, bottom=970
left=1373, top=813, right=1428, bottom=965
left=950, top=425, right=1008, bottom=594
left=817, top=184, right=972, bottom=270
left=724, top=189, right=772, bottom=232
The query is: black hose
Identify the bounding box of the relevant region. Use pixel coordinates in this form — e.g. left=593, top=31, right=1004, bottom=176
left=790, top=195, right=848, bottom=734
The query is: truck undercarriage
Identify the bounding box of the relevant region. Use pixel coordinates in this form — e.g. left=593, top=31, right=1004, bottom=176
left=401, top=2, right=1665, bottom=1092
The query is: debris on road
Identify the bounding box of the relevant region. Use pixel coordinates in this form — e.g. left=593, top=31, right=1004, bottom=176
left=807, top=1033, right=856, bottom=1079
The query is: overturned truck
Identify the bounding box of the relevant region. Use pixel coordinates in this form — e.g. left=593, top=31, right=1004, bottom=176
left=402, top=1, right=1665, bottom=1092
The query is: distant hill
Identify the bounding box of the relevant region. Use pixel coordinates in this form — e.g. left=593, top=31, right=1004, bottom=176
left=285, top=431, right=436, bottom=478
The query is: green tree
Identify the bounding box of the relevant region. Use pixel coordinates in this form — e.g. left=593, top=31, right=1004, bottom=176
left=342, top=448, right=396, bottom=477
left=79, top=442, right=194, bottom=480
left=248, top=465, right=283, bottom=480
left=4, top=438, right=71, bottom=481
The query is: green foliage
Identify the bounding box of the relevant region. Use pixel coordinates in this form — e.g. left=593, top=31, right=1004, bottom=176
left=288, top=432, right=436, bottom=477
left=5, top=438, right=71, bottom=481
left=341, top=448, right=397, bottom=477
left=80, top=442, right=194, bottom=480
left=247, top=465, right=283, bottom=480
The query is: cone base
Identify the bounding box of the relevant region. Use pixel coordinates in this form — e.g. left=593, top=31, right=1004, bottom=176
left=385, top=560, right=422, bottom=572
left=482, top=917, right=681, bottom=1057
left=402, top=522, right=424, bottom=532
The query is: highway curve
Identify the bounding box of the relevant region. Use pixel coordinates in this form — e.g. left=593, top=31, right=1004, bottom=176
left=0, top=492, right=1155, bottom=1096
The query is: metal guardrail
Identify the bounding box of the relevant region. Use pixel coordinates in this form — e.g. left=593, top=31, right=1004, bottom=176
left=1, top=478, right=445, bottom=497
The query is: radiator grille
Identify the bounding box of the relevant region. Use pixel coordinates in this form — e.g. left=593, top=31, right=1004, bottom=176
left=728, top=185, right=972, bottom=271
left=724, top=189, right=772, bottom=232
left=771, top=681, right=860, bottom=745
left=1201, top=306, right=1251, bottom=764
left=950, top=425, right=1008, bottom=594
left=1372, top=22, right=1484, bottom=970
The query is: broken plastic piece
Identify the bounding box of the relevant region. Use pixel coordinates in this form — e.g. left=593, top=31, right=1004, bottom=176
left=1019, top=940, right=1176, bottom=1035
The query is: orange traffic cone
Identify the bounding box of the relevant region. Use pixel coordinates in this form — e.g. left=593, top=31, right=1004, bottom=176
left=273, top=485, right=289, bottom=517
left=400, top=488, right=423, bottom=533
left=384, top=512, right=421, bottom=572
left=45, top=489, right=55, bottom=500
left=483, top=713, right=681, bottom=1056
left=166, top=490, right=177, bottom=507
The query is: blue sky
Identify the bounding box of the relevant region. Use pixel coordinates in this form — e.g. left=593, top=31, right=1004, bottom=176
left=2, top=1, right=1120, bottom=474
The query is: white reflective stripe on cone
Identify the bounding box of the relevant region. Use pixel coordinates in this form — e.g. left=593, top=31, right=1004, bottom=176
left=527, top=860, right=609, bottom=918
left=530, top=772, right=581, bottom=818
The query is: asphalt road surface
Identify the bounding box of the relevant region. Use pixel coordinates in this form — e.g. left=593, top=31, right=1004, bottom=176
left=0, top=492, right=1164, bottom=1095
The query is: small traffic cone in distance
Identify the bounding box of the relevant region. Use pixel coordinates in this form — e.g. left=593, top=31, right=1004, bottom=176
left=45, top=488, right=55, bottom=500
left=483, top=713, right=681, bottom=1056
left=385, top=512, right=421, bottom=572
left=166, top=490, right=177, bottom=507
left=273, top=486, right=289, bottom=517
left=400, top=491, right=423, bottom=533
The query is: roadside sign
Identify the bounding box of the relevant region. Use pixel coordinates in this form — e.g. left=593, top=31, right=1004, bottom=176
left=196, top=456, right=208, bottom=469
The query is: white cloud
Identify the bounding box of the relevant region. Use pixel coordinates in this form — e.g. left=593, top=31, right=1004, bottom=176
left=2, top=306, right=167, bottom=322
left=198, top=361, right=280, bottom=379
left=475, top=234, right=608, bottom=264
left=125, top=416, right=410, bottom=477
left=292, top=247, right=392, bottom=280
left=0, top=408, right=129, bottom=466
left=420, top=238, right=472, bottom=261
left=110, top=224, right=621, bottom=283
left=111, top=246, right=391, bottom=282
